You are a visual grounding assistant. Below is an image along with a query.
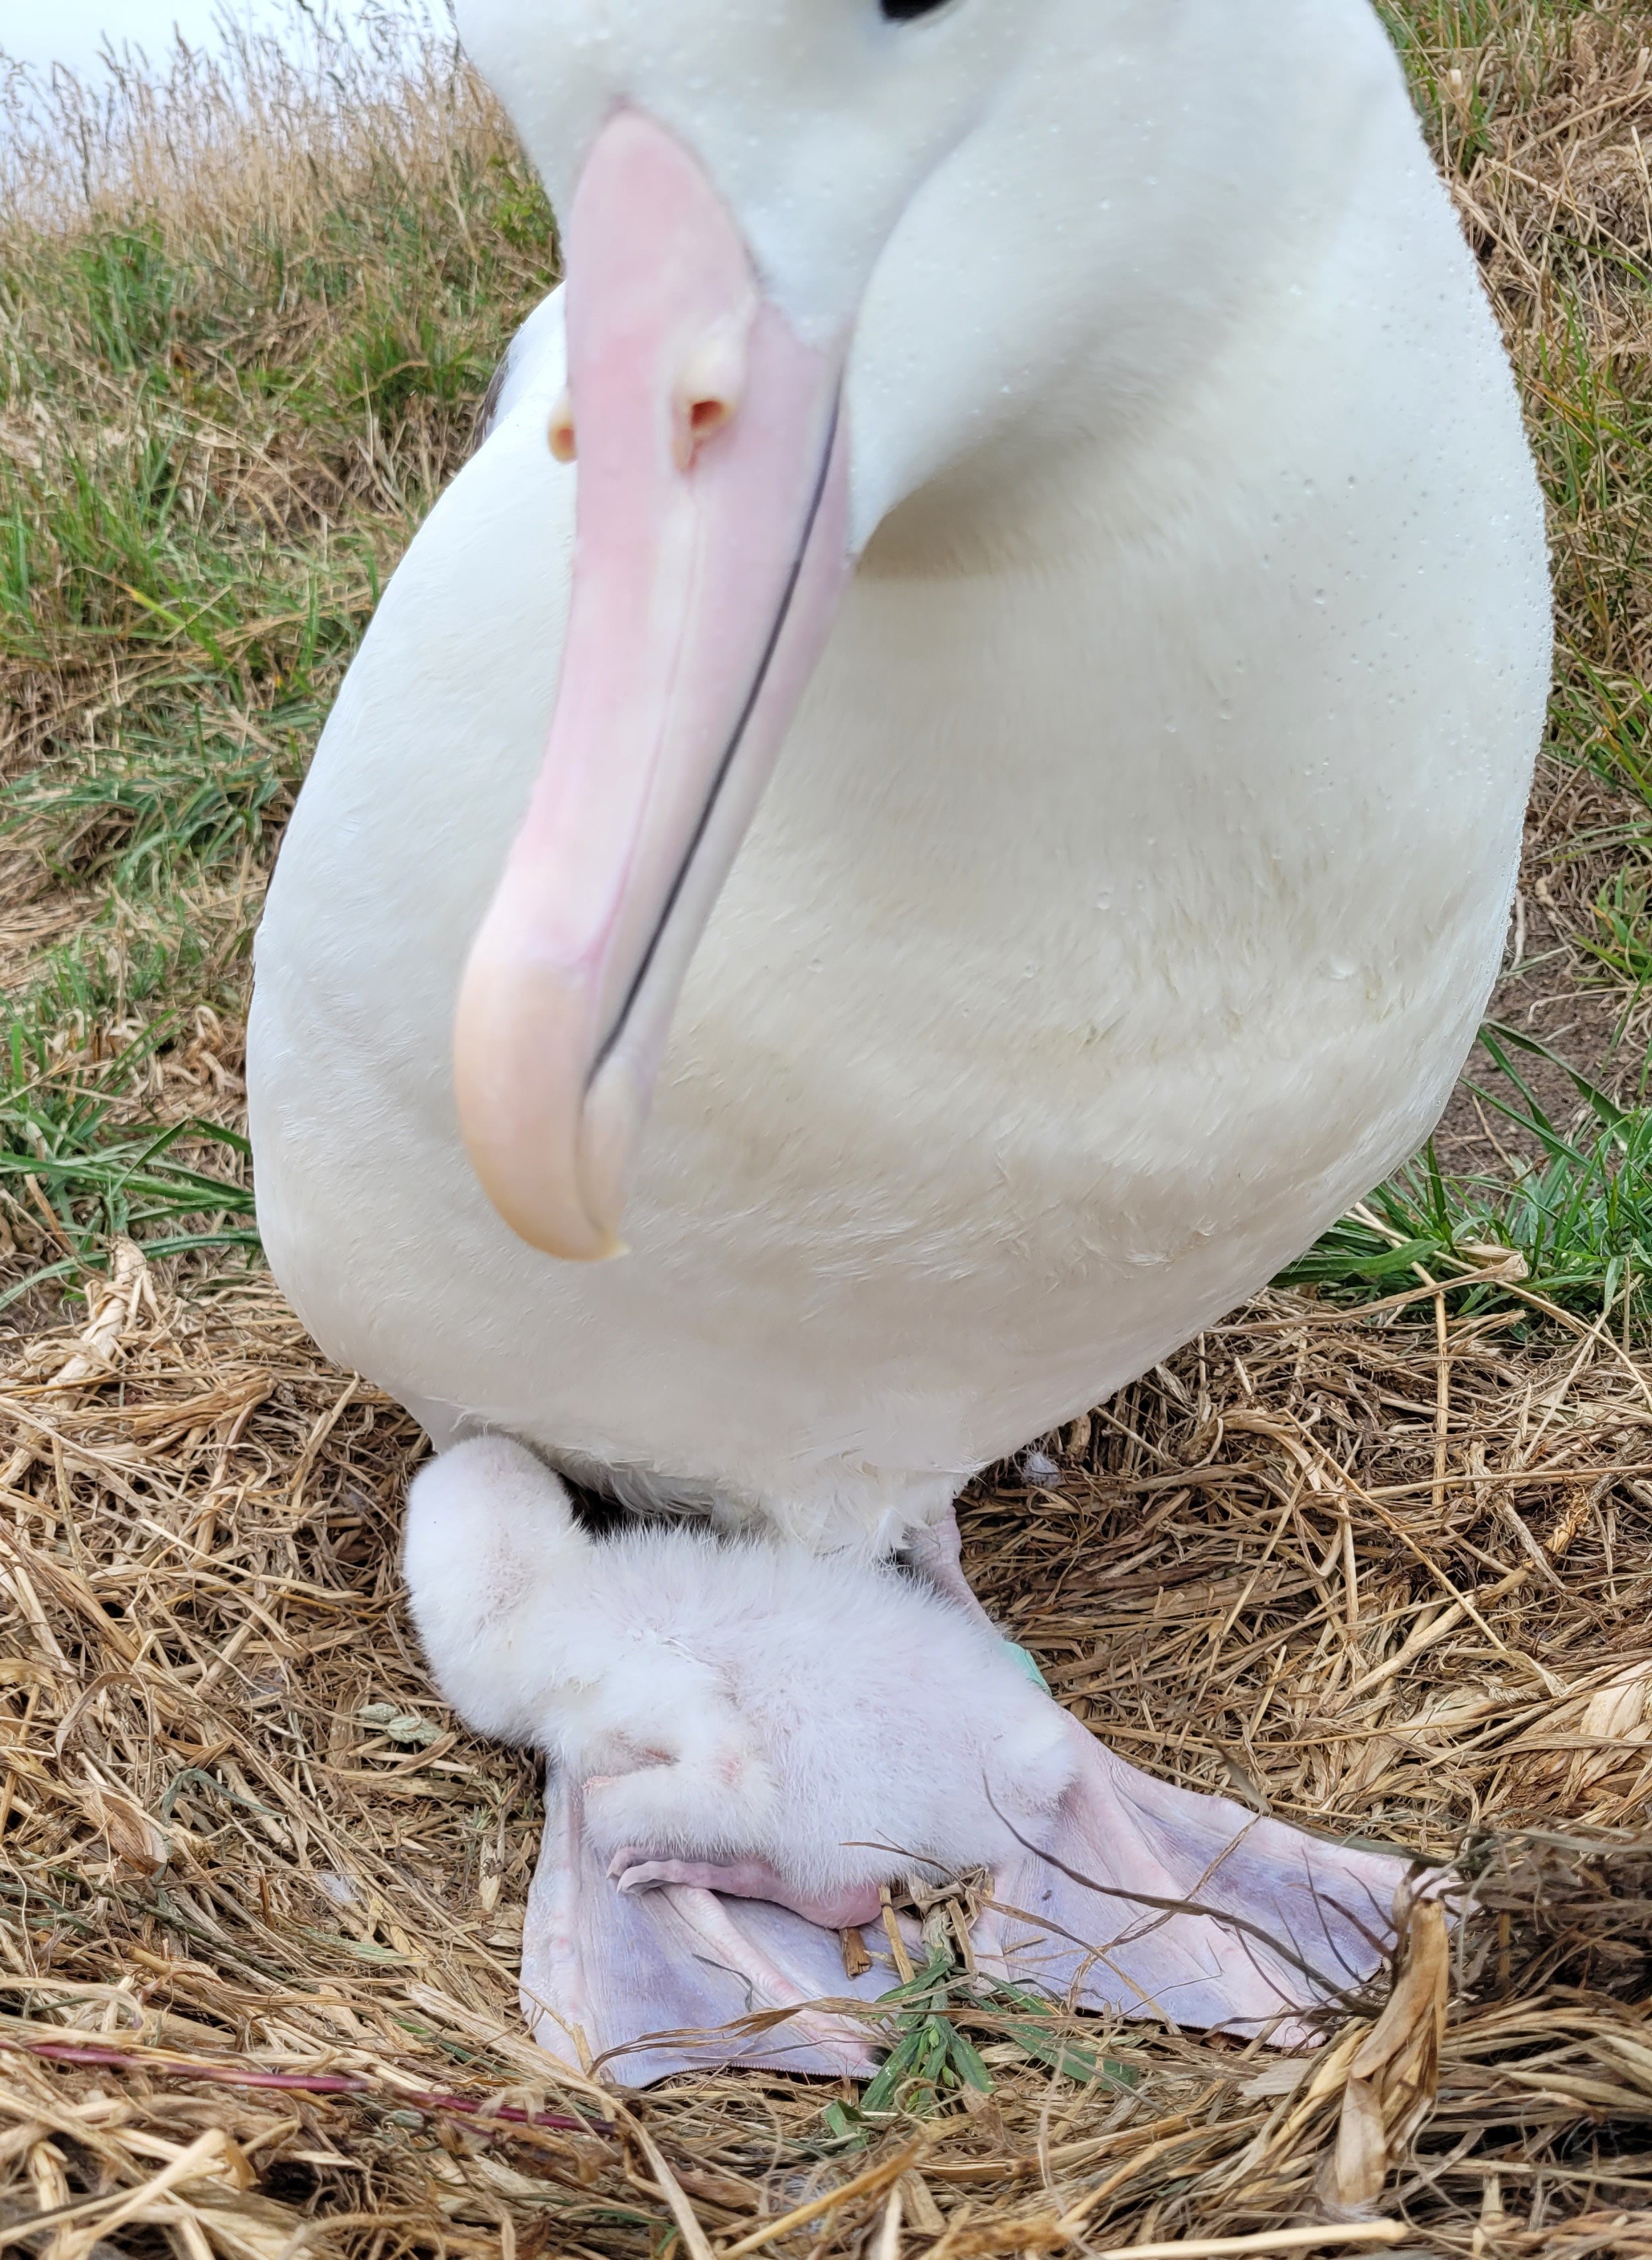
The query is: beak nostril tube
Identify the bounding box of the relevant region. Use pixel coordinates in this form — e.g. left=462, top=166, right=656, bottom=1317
left=687, top=394, right=733, bottom=448
left=673, top=319, right=751, bottom=469
left=673, top=385, right=738, bottom=470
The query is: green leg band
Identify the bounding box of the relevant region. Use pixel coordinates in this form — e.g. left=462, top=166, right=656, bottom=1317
left=1003, top=1640, right=1050, bottom=1692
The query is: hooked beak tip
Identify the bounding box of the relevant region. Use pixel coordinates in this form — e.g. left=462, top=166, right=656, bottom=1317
left=462, top=1154, right=630, bottom=1266
left=452, top=952, right=641, bottom=1264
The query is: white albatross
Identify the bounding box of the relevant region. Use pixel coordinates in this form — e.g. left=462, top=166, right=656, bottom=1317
left=246, top=0, right=1550, bottom=2081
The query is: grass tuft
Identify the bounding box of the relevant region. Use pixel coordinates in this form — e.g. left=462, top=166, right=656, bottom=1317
left=0, top=5, right=556, bottom=1309
left=1283, top=1025, right=1652, bottom=1325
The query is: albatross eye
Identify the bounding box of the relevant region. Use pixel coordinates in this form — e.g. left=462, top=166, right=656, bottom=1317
left=880, top=0, right=953, bottom=18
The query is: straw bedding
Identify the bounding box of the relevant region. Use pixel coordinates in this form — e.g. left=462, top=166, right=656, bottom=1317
left=3, top=5, right=1652, bottom=2255
left=0, top=1252, right=1649, bottom=2256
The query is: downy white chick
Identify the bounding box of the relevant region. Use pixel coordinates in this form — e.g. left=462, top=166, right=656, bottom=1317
left=404, top=1434, right=1074, bottom=1926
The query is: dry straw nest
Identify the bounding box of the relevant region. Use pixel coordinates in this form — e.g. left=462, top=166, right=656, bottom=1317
left=2, top=1, right=1652, bottom=2255
left=1, top=1251, right=1651, bottom=2256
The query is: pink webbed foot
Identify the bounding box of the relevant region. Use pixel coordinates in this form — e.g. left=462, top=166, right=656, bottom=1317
left=610, top=1849, right=883, bottom=1930
left=521, top=1773, right=888, bottom=2085
left=985, top=1709, right=1410, bottom=2043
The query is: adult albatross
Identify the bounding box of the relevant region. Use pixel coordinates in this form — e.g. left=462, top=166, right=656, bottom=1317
left=247, top=0, right=1550, bottom=2081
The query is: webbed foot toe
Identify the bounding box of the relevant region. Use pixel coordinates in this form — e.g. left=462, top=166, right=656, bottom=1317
left=610, top=1848, right=882, bottom=1929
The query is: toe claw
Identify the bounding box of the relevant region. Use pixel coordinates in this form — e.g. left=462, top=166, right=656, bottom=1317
left=608, top=1846, right=665, bottom=1892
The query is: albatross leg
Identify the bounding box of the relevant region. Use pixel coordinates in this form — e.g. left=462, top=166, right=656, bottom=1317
left=902, top=1504, right=1000, bottom=1636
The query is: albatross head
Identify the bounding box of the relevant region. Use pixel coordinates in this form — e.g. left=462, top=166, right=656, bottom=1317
left=452, top=0, right=1054, bottom=1260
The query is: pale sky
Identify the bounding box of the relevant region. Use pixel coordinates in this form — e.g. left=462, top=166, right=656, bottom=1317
left=0, top=0, right=352, bottom=83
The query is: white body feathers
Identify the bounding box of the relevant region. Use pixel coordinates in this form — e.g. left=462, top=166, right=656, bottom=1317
left=248, top=0, right=1548, bottom=1548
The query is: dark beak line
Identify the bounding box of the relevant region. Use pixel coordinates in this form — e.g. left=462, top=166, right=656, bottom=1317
left=590, top=392, right=845, bottom=1079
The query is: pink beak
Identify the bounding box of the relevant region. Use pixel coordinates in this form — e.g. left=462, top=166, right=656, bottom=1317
left=454, top=108, right=852, bottom=1260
